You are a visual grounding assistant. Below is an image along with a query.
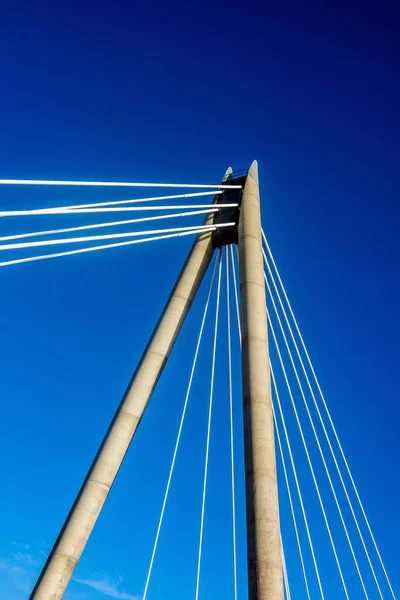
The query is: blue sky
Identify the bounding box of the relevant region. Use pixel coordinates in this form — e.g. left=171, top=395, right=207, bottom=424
left=0, top=1, right=399, bottom=599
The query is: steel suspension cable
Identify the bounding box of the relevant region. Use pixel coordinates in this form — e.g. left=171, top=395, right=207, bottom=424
left=0, top=222, right=235, bottom=252
left=15, top=191, right=223, bottom=214
left=265, top=272, right=368, bottom=598
left=0, top=208, right=220, bottom=243
left=268, top=316, right=349, bottom=599
left=271, top=367, right=316, bottom=600
left=229, top=244, right=241, bottom=342
left=263, top=244, right=384, bottom=599
left=0, top=178, right=241, bottom=189
left=0, top=203, right=239, bottom=217
left=0, top=227, right=218, bottom=268
left=225, top=247, right=238, bottom=600
left=142, top=255, right=219, bottom=600
left=262, top=228, right=395, bottom=599
left=281, top=543, right=291, bottom=600
left=195, top=249, right=223, bottom=600
left=231, top=247, right=313, bottom=597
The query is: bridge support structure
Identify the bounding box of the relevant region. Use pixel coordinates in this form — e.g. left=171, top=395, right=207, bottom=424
left=30, top=162, right=283, bottom=600
left=239, top=161, right=283, bottom=600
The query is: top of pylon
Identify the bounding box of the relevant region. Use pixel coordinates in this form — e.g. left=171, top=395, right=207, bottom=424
left=222, top=167, right=233, bottom=182
left=248, top=160, right=258, bottom=184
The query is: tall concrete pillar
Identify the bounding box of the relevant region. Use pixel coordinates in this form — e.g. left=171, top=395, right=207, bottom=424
left=29, top=170, right=232, bottom=600
left=238, top=161, right=283, bottom=600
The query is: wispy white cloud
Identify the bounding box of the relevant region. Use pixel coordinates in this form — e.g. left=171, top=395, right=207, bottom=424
left=12, top=541, right=31, bottom=551
left=0, top=563, right=34, bottom=594
left=74, top=574, right=139, bottom=600
left=0, top=543, right=42, bottom=595
left=64, top=591, right=88, bottom=600
left=11, top=551, right=41, bottom=567
left=12, top=565, right=35, bottom=594
left=2, top=544, right=137, bottom=600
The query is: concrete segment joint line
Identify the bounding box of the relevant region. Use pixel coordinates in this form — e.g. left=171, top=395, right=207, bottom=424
left=54, top=554, right=77, bottom=566
left=87, top=479, right=111, bottom=492
left=240, top=233, right=263, bottom=243
left=242, top=335, right=268, bottom=344
left=240, top=280, right=267, bottom=289
left=171, top=293, right=191, bottom=304
left=243, top=399, right=273, bottom=407
left=242, top=189, right=259, bottom=198
left=147, top=350, right=168, bottom=361
left=245, top=471, right=277, bottom=478
left=120, top=409, right=140, bottom=421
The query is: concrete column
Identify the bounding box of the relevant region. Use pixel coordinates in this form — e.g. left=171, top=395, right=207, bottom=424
left=238, top=161, right=283, bottom=600
left=29, top=170, right=232, bottom=600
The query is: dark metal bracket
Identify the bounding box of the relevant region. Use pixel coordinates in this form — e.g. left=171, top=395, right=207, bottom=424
left=212, top=169, right=247, bottom=248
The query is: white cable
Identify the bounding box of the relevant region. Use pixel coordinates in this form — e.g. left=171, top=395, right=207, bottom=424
left=269, top=316, right=349, bottom=600
left=142, top=255, right=219, bottom=600
left=265, top=270, right=368, bottom=598
left=281, top=542, right=291, bottom=600
left=230, top=244, right=241, bottom=342
left=225, top=247, right=237, bottom=600
left=27, top=191, right=223, bottom=213
left=0, top=203, right=239, bottom=217
left=0, top=178, right=241, bottom=189
left=230, top=242, right=322, bottom=599
left=195, top=250, right=223, bottom=600
left=0, top=227, right=217, bottom=268
left=262, top=228, right=395, bottom=600
left=272, top=369, right=313, bottom=600
left=0, top=209, right=219, bottom=243
left=231, top=250, right=313, bottom=598
left=263, top=245, right=384, bottom=599
left=0, top=222, right=235, bottom=252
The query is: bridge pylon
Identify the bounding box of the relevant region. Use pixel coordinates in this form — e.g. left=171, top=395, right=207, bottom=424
left=29, top=162, right=283, bottom=600
left=239, top=161, right=283, bottom=600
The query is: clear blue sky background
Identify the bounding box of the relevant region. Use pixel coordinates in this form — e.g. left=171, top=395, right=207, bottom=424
left=0, top=1, right=399, bottom=599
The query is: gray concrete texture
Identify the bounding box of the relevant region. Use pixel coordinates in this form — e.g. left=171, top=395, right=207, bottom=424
left=238, top=161, right=283, bottom=600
